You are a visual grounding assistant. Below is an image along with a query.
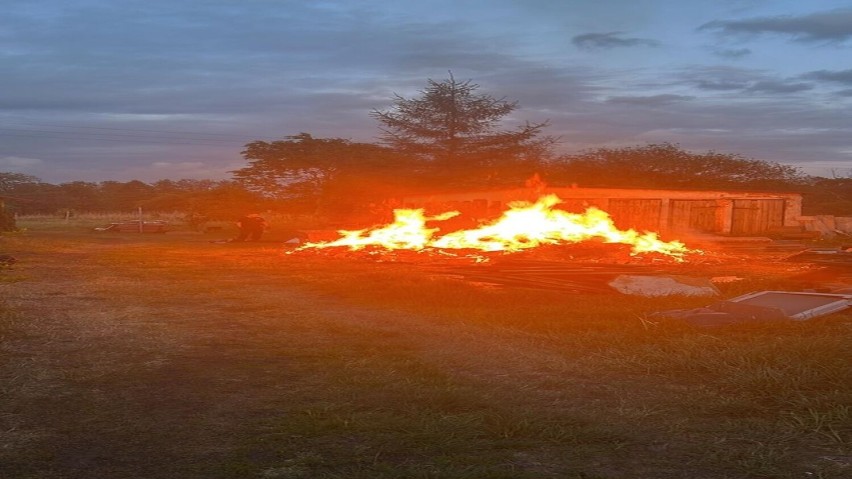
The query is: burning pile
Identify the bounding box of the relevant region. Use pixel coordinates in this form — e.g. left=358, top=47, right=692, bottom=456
left=293, top=194, right=698, bottom=261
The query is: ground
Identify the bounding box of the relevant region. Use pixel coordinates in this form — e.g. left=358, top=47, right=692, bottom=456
left=1, top=227, right=850, bottom=479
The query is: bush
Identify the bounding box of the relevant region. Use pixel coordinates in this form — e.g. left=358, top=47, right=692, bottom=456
left=0, top=207, right=16, bottom=232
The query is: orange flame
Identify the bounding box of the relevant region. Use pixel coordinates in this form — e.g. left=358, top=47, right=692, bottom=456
left=297, top=194, right=696, bottom=260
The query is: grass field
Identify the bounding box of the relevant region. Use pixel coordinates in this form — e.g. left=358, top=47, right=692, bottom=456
left=1, top=220, right=851, bottom=478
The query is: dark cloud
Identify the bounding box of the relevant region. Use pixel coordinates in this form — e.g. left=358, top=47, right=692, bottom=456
left=678, top=66, right=817, bottom=95
left=605, top=94, right=695, bottom=106
left=745, top=80, right=813, bottom=94
left=700, top=8, right=852, bottom=43
left=679, top=66, right=763, bottom=92
left=695, top=80, right=749, bottom=91
left=802, top=69, right=852, bottom=85
left=571, top=32, right=659, bottom=49
left=712, top=48, right=751, bottom=59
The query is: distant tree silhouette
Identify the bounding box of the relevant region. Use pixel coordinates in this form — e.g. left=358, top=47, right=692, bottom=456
left=0, top=172, right=40, bottom=193
left=371, top=74, right=555, bottom=187
left=801, top=177, right=852, bottom=215
left=56, top=181, right=103, bottom=212
left=545, top=143, right=809, bottom=191
left=0, top=172, right=51, bottom=216
left=97, top=180, right=155, bottom=211
left=140, top=180, right=262, bottom=221
left=232, top=133, right=407, bottom=216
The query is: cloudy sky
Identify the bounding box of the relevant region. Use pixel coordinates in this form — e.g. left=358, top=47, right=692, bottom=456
left=2, top=0, right=851, bottom=184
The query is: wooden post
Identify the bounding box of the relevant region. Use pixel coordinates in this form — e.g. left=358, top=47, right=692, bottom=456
left=138, top=206, right=143, bottom=233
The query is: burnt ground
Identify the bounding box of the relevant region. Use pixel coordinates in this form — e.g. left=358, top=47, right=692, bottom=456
left=1, top=231, right=851, bottom=479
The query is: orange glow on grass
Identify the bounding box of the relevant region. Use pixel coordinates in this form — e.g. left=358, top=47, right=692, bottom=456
left=296, top=194, right=697, bottom=260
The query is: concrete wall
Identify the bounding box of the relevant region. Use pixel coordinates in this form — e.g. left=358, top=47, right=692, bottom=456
left=799, top=215, right=852, bottom=237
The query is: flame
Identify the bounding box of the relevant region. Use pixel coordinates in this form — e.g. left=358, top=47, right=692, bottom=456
left=297, top=194, right=696, bottom=260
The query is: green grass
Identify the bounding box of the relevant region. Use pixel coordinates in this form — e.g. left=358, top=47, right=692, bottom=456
left=1, top=227, right=850, bottom=478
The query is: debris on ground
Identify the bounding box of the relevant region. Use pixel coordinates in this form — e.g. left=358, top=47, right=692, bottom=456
left=784, top=247, right=852, bottom=267
left=771, top=247, right=852, bottom=292
left=608, top=275, right=720, bottom=297
left=653, top=290, right=852, bottom=327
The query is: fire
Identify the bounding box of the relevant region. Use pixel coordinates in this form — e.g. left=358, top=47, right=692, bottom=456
left=297, top=194, right=696, bottom=260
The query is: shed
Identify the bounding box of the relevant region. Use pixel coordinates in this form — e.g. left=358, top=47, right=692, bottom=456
left=398, top=186, right=803, bottom=236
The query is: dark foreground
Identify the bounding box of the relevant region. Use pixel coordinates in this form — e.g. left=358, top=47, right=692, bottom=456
left=1, top=231, right=851, bottom=479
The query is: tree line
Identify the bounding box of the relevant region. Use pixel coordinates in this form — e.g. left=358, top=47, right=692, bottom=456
left=2, top=75, right=850, bottom=230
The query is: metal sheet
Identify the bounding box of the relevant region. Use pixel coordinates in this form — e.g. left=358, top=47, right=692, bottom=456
left=727, top=291, right=852, bottom=320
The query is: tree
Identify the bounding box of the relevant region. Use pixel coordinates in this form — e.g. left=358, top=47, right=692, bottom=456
left=0, top=172, right=59, bottom=215
left=152, top=179, right=220, bottom=194
left=139, top=180, right=267, bottom=225
left=371, top=74, right=554, bottom=186
left=0, top=172, right=41, bottom=193
left=56, top=181, right=103, bottom=212
left=232, top=133, right=404, bottom=215
left=0, top=173, right=39, bottom=229
left=98, top=180, right=155, bottom=211
left=801, top=177, right=852, bottom=215
left=142, top=179, right=234, bottom=217
left=545, top=143, right=809, bottom=190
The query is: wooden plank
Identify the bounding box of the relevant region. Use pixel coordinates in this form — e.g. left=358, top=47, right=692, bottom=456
left=669, top=200, right=719, bottom=233
left=731, top=199, right=785, bottom=235
left=607, top=199, right=662, bottom=232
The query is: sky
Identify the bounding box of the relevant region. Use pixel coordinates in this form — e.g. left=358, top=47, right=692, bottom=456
left=2, top=0, right=851, bottom=184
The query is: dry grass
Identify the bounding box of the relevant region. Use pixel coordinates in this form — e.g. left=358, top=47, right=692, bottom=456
left=1, top=222, right=850, bottom=478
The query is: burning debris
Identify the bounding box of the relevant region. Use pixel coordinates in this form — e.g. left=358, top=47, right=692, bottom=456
left=279, top=186, right=852, bottom=313
left=291, top=194, right=700, bottom=261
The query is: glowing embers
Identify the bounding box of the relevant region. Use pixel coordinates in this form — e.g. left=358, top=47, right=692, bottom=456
left=296, top=194, right=697, bottom=260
